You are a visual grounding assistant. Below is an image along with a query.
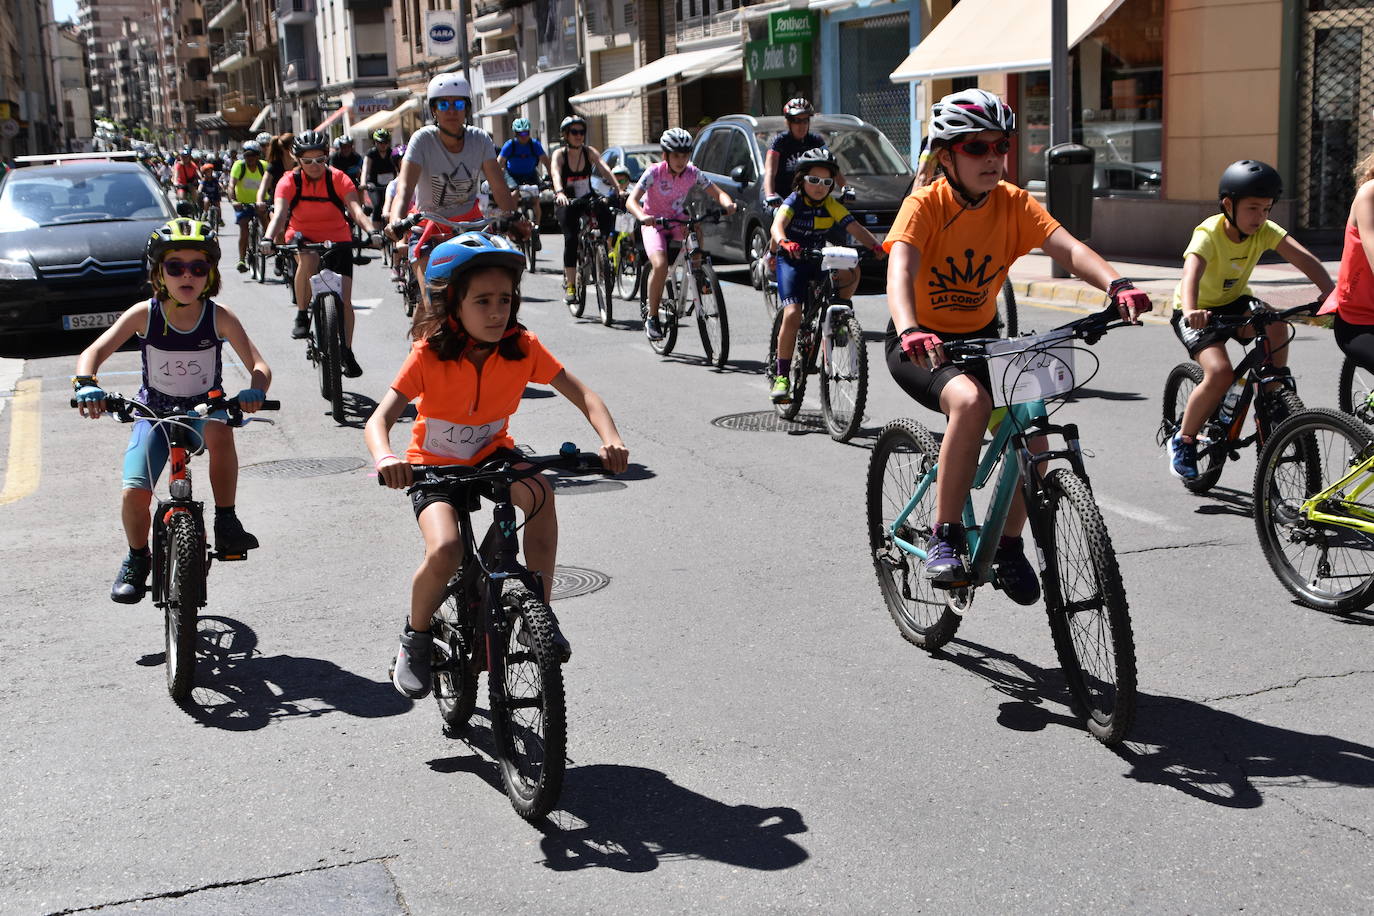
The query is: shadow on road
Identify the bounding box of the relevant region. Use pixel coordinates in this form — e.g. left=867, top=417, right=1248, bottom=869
left=135, top=616, right=412, bottom=730
left=939, top=637, right=1374, bottom=808
left=1190, top=484, right=1253, bottom=519
left=332, top=390, right=379, bottom=429
left=428, top=725, right=809, bottom=872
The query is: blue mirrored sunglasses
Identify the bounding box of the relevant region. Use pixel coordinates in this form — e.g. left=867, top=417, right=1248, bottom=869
left=433, top=98, right=469, bottom=112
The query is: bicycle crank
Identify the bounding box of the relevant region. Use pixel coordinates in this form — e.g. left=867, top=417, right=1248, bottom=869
left=945, top=587, right=974, bottom=616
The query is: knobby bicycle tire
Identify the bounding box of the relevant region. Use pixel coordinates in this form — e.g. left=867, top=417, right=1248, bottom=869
left=1039, top=468, right=1137, bottom=745
left=433, top=581, right=479, bottom=730
left=165, top=511, right=203, bottom=701
left=866, top=418, right=962, bottom=650
left=594, top=243, right=613, bottom=327
left=1338, top=356, right=1374, bottom=427
left=768, top=307, right=810, bottom=420
left=695, top=262, right=729, bottom=368
left=819, top=312, right=868, bottom=442
left=1162, top=362, right=1226, bottom=492
left=490, top=585, right=567, bottom=821
left=1253, top=407, right=1374, bottom=612
left=997, top=279, right=1019, bottom=338
left=568, top=234, right=589, bottom=318
left=319, top=294, right=346, bottom=424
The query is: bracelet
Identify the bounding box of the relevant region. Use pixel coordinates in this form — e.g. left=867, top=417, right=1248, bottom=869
left=898, top=326, right=920, bottom=337
left=375, top=454, right=397, bottom=470
left=72, top=375, right=97, bottom=391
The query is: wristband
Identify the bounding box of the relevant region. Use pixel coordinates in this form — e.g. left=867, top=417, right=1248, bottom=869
left=898, top=326, right=920, bottom=337
left=72, top=375, right=97, bottom=391
left=374, top=454, right=397, bottom=470
left=1107, top=277, right=1135, bottom=297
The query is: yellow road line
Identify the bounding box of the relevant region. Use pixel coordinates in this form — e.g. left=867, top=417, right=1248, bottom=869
left=0, top=378, right=41, bottom=506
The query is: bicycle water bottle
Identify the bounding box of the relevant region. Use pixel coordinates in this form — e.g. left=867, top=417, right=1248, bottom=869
left=1218, top=378, right=1245, bottom=423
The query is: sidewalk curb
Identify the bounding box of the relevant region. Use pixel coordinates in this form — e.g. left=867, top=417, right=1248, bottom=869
left=1008, top=280, right=1333, bottom=328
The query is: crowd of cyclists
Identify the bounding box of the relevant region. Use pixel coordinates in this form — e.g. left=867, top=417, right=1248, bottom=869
left=73, top=74, right=1374, bottom=708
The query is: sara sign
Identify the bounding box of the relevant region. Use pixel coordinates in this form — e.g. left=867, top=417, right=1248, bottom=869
left=745, top=39, right=811, bottom=81
left=768, top=10, right=817, bottom=43
left=426, top=10, right=459, bottom=58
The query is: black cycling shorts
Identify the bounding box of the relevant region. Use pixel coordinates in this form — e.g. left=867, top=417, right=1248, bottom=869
left=1335, top=314, right=1374, bottom=372
left=884, top=319, right=999, bottom=414
left=1169, top=296, right=1260, bottom=359
left=409, top=447, right=528, bottom=518
left=305, top=242, right=354, bottom=280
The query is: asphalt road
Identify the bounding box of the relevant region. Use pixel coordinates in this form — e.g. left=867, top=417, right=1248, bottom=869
left=1, top=232, right=1372, bottom=914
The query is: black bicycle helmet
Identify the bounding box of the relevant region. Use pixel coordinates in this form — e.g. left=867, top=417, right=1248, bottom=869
left=792, top=146, right=839, bottom=177
left=560, top=115, right=587, bottom=134
left=1218, top=160, right=1282, bottom=203
left=293, top=130, right=330, bottom=155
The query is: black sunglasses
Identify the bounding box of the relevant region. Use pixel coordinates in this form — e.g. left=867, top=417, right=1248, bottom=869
left=162, top=259, right=212, bottom=278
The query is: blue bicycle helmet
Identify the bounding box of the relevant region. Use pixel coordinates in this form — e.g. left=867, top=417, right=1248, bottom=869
left=425, top=232, right=526, bottom=289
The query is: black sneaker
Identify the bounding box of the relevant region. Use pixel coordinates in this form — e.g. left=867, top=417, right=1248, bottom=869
left=341, top=347, right=363, bottom=379
left=291, top=310, right=310, bottom=339
left=392, top=627, right=433, bottom=698
left=111, top=552, right=151, bottom=604
left=214, top=514, right=260, bottom=554
left=993, top=536, right=1041, bottom=606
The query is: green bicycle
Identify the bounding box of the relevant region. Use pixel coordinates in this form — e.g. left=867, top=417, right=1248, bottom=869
left=1253, top=406, right=1374, bottom=611
left=866, top=305, right=1138, bottom=745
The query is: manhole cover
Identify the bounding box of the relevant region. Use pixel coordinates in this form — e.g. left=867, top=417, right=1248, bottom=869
left=552, top=476, right=627, bottom=495
left=240, top=457, right=367, bottom=479
left=552, top=566, right=610, bottom=600
left=711, top=410, right=826, bottom=433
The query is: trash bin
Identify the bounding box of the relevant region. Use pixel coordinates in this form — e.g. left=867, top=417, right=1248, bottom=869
left=1045, top=143, right=1094, bottom=240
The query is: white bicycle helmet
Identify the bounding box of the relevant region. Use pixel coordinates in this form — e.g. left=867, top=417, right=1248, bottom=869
left=255, top=132, right=272, bottom=146
left=928, top=89, right=1015, bottom=141
left=660, top=128, right=693, bottom=152
left=242, top=140, right=262, bottom=154
left=426, top=73, right=472, bottom=105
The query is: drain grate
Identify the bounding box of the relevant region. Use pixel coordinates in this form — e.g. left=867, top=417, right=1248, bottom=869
left=711, top=410, right=826, bottom=433
left=552, top=476, right=627, bottom=495
left=551, top=566, right=610, bottom=600
left=239, top=457, right=367, bottom=479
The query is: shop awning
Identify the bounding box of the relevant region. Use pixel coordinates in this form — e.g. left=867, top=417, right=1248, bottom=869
left=248, top=104, right=274, bottom=133
left=313, top=105, right=348, bottom=133
left=889, top=0, right=1127, bottom=82
left=195, top=113, right=229, bottom=129
left=569, top=46, right=738, bottom=113
left=348, top=99, right=420, bottom=138
left=476, top=65, right=580, bottom=118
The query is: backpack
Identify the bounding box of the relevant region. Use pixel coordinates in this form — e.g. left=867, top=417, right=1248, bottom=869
left=287, top=166, right=351, bottom=224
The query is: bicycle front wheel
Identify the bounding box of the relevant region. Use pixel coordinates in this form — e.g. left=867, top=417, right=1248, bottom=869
left=490, top=585, right=567, bottom=821
left=1254, top=407, right=1374, bottom=612
left=568, top=240, right=588, bottom=318
left=1039, top=468, right=1137, bottom=745
left=768, top=307, right=809, bottom=420
left=1338, top=356, right=1374, bottom=426
left=433, top=583, right=478, bottom=730
left=997, top=279, right=1019, bottom=338
left=695, top=263, right=729, bottom=368
left=594, top=245, right=613, bottom=326
left=866, top=418, right=961, bottom=650
left=1162, top=362, right=1226, bottom=492
left=318, top=295, right=346, bottom=424
left=614, top=238, right=640, bottom=300
left=164, top=511, right=203, bottom=701
left=820, top=312, right=868, bottom=441
left=647, top=281, right=679, bottom=356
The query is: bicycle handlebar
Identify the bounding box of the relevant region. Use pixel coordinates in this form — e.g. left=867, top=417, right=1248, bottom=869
left=939, top=303, right=1131, bottom=363
left=391, top=211, right=493, bottom=235
left=652, top=209, right=724, bottom=228
left=376, top=444, right=608, bottom=487
left=71, top=391, right=281, bottom=426
left=1192, top=298, right=1325, bottom=330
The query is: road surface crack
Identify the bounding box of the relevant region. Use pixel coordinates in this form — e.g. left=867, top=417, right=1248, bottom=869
left=1118, top=538, right=1230, bottom=556
left=1203, top=669, right=1374, bottom=703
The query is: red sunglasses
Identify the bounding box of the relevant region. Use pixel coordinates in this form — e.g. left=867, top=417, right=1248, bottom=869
left=951, top=138, right=1012, bottom=157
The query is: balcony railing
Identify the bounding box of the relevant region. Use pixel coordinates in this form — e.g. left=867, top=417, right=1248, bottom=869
left=211, top=37, right=247, bottom=64
left=282, top=56, right=318, bottom=88
left=675, top=7, right=740, bottom=44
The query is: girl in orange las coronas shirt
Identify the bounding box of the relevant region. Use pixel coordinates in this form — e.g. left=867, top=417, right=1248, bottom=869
left=885, top=89, right=1152, bottom=604
left=365, top=232, right=629, bottom=700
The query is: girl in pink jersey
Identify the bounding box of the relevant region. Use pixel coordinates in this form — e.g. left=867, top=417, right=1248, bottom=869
left=625, top=128, right=736, bottom=340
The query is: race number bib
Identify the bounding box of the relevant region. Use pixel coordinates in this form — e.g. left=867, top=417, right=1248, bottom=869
left=568, top=177, right=591, bottom=198
left=145, top=344, right=215, bottom=398
left=423, top=416, right=505, bottom=461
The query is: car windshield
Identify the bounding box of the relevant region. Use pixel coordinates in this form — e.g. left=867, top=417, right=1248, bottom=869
left=755, top=127, right=911, bottom=177
left=623, top=150, right=662, bottom=181
left=0, top=169, right=171, bottom=231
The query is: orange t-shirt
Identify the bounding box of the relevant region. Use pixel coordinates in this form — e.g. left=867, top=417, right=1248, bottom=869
left=274, top=167, right=357, bottom=243
left=884, top=178, right=1061, bottom=334
left=390, top=331, right=565, bottom=466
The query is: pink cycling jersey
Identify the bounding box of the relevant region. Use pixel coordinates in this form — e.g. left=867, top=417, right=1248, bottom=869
left=634, top=161, right=712, bottom=219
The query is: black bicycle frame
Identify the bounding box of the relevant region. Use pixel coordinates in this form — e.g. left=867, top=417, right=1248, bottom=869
left=1194, top=310, right=1302, bottom=463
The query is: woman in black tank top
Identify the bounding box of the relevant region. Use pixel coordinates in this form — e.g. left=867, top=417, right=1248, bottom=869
left=551, top=116, right=620, bottom=299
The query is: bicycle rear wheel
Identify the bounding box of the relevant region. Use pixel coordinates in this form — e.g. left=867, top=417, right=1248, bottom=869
left=767, top=307, right=809, bottom=420
left=1254, top=407, right=1374, bottom=612
left=490, top=584, right=566, bottom=821
left=1038, top=468, right=1137, bottom=745
left=695, top=263, right=729, bottom=368
left=647, top=282, right=679, bottom=356
left=164, top=511, right=203, bottom=701
left=316, top=294, right=346, bottom=423
left=1339, top=355, right=1374, bottom=426
left=1162, top=362, right=1226, bottom=492
left=614, top=238, right=641, bottom=300
left=433, top=581, right=479, bottom=730
left=866, top=418, right=961, bottom=650
left=568, top=237, right=588, bottom=318
left=820, top=312, right=868, bottom=441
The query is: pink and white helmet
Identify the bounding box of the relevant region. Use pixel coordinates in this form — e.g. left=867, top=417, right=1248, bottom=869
left=928, top=89, right=1015, bottom=141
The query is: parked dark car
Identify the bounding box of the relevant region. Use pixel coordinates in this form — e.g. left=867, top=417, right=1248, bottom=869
left=689, top=114, right=913, bottom=281
left=599, top=143, right=663, bottom=186
left=0, top=158, right=174, bottom=340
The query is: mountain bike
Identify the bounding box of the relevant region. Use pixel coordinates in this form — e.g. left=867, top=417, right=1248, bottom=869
left=640, top=209, right=728, bottom=368
left=1337, top=356, right=1374, bottom=427
left=391, top=212, right=492, bottom=320
left=1253, top=406, right=1374, bottom=612
left=511, top=182, right=542, bottom=273
left=244, top=206, right=268, bottom=283
left=379, top=444, right=609, bottom=820
left=866, top=304, right=1138, bottom=745
left=1159, top=300, right=1319, bottom=493
left=609, top=204, right=644, bottom=302
left=566, top=191, right=615, bottom=326
left=73, top=391, right=280, bottom=701
left=766, top=245, right=871, bottom=441
left=270, top=239, right=354, bottom=424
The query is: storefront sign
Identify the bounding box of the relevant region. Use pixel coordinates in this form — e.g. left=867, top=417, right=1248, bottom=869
left=481, top=53, right=520, bottom=89
left=426, top=10, right=459, bottom=58
left=768, top=10, right=817, bottom=44
left=353, top=96, right=390, bottom=115
left=746, top=39, right=811, bottom=81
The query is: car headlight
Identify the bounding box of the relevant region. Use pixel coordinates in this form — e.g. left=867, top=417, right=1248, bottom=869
left=0, top=258, right=37, bottom=280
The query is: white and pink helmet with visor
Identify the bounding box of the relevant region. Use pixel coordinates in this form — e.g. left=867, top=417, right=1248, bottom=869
left=928, top=89, right=1016, bottom=141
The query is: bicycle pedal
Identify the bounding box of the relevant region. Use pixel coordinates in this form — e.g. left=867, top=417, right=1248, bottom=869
left=214, top=550, right=249, bottom=561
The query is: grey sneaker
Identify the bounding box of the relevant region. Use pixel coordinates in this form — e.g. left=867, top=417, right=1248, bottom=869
left=111, top=552, right=151, bottom=604
left=392, top=627, right=433, bottom=699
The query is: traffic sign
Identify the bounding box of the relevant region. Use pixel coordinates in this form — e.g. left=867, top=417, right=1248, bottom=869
left=0, top=120, right=20, bottom=139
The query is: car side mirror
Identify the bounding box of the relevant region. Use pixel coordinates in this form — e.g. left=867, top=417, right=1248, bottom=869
left=175, top=201, right=195, bottom=217
left=730, top=164, right=751, bottom=188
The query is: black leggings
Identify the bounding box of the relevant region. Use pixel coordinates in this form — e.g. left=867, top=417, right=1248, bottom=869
left=559, top=196, right=612, bottom=268
left=1335, top=314, right=1374, bottom=371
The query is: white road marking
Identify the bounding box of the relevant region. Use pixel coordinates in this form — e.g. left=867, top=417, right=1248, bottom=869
left=352, top=298, right=383, bottom=312
left=1096, top=495, right=1186, bottom=533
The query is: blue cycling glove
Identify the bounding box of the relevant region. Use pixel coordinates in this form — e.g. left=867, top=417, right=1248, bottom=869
left=75, top=385, right=106, bottom=403
left=236, top=388, right=265, bottom=408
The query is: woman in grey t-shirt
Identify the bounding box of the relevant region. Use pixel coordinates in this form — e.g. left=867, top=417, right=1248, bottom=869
left=386, top=73, right=523, bottom=303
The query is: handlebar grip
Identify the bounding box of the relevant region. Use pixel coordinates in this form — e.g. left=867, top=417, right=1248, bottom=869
left=260, top=400, right=281, bottom=411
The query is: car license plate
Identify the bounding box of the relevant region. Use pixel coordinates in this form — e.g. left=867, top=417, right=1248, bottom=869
left=62, top=311, right=122, bottom=331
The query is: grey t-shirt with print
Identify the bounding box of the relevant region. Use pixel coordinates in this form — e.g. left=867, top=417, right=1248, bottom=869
left=403, top=124, right=498, bottom=219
